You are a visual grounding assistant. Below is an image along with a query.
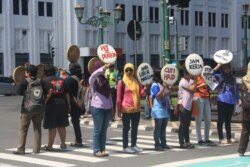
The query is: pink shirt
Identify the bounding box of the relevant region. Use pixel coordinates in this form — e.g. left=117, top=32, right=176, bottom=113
left=178, top=78, right=193, bottom=111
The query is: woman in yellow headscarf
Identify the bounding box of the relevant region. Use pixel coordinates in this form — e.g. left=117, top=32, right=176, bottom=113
left=116, top=63, right=147, bottom=154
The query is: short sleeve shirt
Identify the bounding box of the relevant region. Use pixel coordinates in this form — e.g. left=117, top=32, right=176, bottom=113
left=178, top=78, right=193, bottom=111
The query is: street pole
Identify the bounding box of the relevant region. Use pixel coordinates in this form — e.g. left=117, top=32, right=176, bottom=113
left=175, top=19, right=178, bottom=63
left=98, top=7, right=104, bottom=45
left=243, top=3, right=249, bottom=68
left=162, top=0, right=170, bottom=66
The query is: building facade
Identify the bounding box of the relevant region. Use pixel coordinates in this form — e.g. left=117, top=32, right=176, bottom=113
left=0, top=0, right=249, bottom=76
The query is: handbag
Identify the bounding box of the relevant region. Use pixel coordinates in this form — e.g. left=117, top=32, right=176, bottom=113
left=242, top=92, right=250, bottom=109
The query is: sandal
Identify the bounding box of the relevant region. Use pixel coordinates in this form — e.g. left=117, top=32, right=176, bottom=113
left=60, top=144, right=67, bottom=149
left=42, top=145, right=53, bottom=151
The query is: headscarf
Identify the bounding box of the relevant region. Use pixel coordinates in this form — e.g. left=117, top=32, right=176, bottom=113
left=220, top=63, right=234, bottom=87
left=94, top=75, right=110, bottom=98
left=122, top=63, right=140, bottom=109
left=243, top=62, right=250, bottom=90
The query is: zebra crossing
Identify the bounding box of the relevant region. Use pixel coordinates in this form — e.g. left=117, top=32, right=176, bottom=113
left=0, top=133, right=233, bottom=167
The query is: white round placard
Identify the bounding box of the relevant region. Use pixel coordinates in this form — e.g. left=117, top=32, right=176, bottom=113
left=213, top=50, right=233, bottom=64
left=185, top=53, right=204, bottom=75
left=97, top=44, right=117, bottom=64
left=136, top=63, right=154, bottom=85
left=160, top=64, right=179, bottom=85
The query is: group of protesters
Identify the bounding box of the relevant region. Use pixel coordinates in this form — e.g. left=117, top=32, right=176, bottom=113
left=12, top=60, right=250, bottom=157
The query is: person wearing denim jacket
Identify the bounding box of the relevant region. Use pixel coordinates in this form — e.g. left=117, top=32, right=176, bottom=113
left=89, top=64, right=113, bottom=157
left=216, top=63, right=240, bottom=144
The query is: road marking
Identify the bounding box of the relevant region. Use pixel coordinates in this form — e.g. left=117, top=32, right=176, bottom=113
left=0, top=153, right=75, bottom=167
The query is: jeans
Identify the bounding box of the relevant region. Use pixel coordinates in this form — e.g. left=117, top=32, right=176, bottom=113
left=178, top=107, right=192, bottom=145
left=91, top=106, right=112, bottom=153
left=217, top=101, right=234, bottom=140
left=70, top=102, right=82, bottom=144
left=144, top=103, right=151, bottom=118
left=122, top=112, right=140, bottom=148
left=154, top=118, right=168, bottom=147
left=110, top=88, right=117, bottom=119
left=195, top=97, right=211, bottom=141
left=17, top=112, right=44, bottom=153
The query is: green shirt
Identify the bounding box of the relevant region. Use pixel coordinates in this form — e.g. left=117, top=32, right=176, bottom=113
left=105, top=69, right=119, bottom=88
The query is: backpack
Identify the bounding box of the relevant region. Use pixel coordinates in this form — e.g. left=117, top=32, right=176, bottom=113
left=50, top=79, right=64, bottom=95
left=24, top=78, right=45, bottom=112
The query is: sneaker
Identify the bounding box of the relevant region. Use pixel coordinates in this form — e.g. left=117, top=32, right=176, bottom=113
left=60, top=144, right=67, bottom=149
left=205, top=140, right=216, bottom=146
left=42, top=145, right=53, bottom=151
left=155, top=146, right=164, bottom=151
left=70, top=142, right=83, bottom=147
left=162, top=145, right=172, bottom=149
left=186, top=143, right=195, bottom=149
left=238, top=152, right=244, bottom=156
left=180, top=144, right=188, bottom=149
left=94, top=151, right=105, bottom=157
left=198, top=140, right=205, bottom=145
left=131, top=146, right=143, bottom=153
left=12, top=150, right=25, bottom=155
left=219, top=139, right=229, bottom=145
left=228, top=138, right=238, bottom=144
left=123, top=147, right=136, bottom=154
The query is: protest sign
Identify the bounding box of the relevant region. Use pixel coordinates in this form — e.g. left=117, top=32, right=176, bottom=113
left=88, top=57, right=104, bottom=74
left=136, top=63, right=154, bottom=85
left=67, top=45, right=80, bottom=63
left=185, top=53, right=204, bottom=75
left=213, top=50, right=233, bottom=64
left=160, top=64, right=178, bottom=85
left=97, top=44, right=117, bottom=64
left=201, top=65, right=218, bottom=90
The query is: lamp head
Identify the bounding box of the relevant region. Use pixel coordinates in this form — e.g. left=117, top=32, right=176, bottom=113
left=74, top=3, right=84, bottom=22
left=114, top=5, right=123, bottom=21
left=243, top=3, right=249, bottom=14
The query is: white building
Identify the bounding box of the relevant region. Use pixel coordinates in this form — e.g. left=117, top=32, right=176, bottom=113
left=0, top=0, right=249, bottom=76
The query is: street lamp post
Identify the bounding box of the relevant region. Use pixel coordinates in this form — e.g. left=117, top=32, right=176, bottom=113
left=243, top=3, right=249, bottom=68
left=74, top=2, right=123, bottom=45
left=169, top=17, right=178, bottom=63
left=161, top=0, right=171, bottom=66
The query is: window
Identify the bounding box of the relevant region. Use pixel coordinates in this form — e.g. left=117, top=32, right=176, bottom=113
left=133, top=5, right=142, bottom=21
left=195, top=36, right=203, bottom=53
left=150, top=54, right=160, bottom=68
left=181, top=10, right=189, bottom=26
left=221, top=13, right=228, bottom=28
left=0, top=53, right=3, bottom=75
left=195, top=11, right=203, bottom=26
left=116, top=54, right=126, bottom=72
left=116, top=4, right=125, bottom=21
left=13, top=0, right=19, bottom=15
left=149, top=7, right=159, bottom=23
left=15, top=53, right=29, bottom=67
left=22, top=0, right=28, bottom=15
left=40, top=53, right=51, bottom=65
left=0, top=0, right=2, bottom=14
left=169, top=9, right=174, bottom=17
left=38, top=1, right=44, bottom=16
left=46, top=2, right=52, bottom=17
left=208, top=12, right=216, bottom=27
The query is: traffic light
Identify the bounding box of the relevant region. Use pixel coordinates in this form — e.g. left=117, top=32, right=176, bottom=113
left=177, top=0, right=190, bottom=8
left=51, top=47, right=55, bottom=58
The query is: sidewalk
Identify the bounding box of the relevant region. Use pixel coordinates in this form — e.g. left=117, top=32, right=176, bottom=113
left=80, top=113, right=242, bottom=140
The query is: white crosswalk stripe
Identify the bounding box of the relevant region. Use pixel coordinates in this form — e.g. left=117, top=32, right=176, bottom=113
left=2, top=134, right=231, bottom=167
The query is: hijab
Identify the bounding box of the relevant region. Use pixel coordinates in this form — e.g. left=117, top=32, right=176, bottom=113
left=122, top=63, right=140, bottom=109
left=94, top=75, right=110, bottom=98
left=220, top=63, right=235, bottom=87
left=243, top=62, right=250, bottom=90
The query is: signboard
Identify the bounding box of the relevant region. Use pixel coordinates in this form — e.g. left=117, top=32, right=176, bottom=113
left=87, top=57, right=104, bottom=74
left=136, top=63, right=154, bottom=85
left=127, top=20, right=142, bottom=41
left=213, top=50, right=233, bottom=64
left=97, top=44, right=117, bottom=64
left=160, top=64, right=179, bottom=85
left=13, top=66, right=25, bottom=85
left=185, top=53, right=204, bottom=75
left=201, top=65, right=218, bottom=90
left=67, top=45, right=80, bottom=63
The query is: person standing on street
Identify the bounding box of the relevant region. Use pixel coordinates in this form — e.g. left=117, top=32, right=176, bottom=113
left=116, top=63, right=147, bottom=154
left=13, top=64, right=47, bottom=154
left=238, top=62, right=250, bottom=156
left=177, top=68, right=196, bottom=149
left=89, top=64, right=113, bottom=157
left=216, top=63, right=240, bottom=144
left=42, top=65, right=70, bottom=151
left=105, top=64, right=119, bottom=121
left=64, top=63, right=83, bottom=147
left=150, top=70, right=171, bottom=151
left=194, top=74, right=215, bottom=146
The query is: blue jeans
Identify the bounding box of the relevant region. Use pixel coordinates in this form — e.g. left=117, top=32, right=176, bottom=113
left=195, top=97, right=211, bottom=141
left=91, top=106, right=112, bottom=153
left=154, top=118, right=168, bottom=147
left=122, top=112, right=140, bottom=148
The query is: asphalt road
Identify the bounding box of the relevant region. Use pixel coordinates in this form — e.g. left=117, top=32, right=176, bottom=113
left=0, top=96, right=249, bottom=167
